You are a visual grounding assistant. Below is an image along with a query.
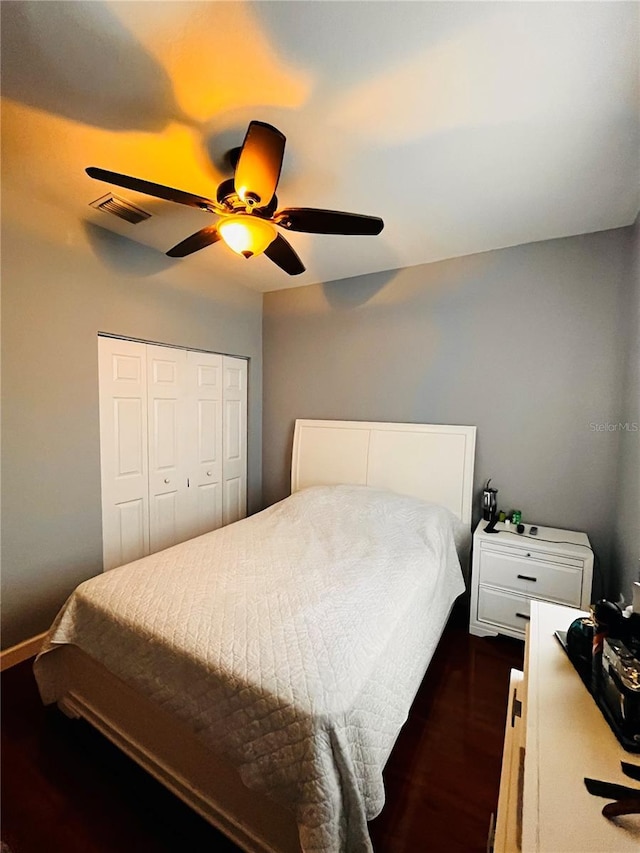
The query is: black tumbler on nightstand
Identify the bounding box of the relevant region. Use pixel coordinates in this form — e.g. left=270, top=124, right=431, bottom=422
left=482, top=479, right=498, bottom=521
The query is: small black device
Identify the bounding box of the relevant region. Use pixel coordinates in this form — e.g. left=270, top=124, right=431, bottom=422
left=516, top=523, right=525, bottom=534
left=529, top=526, right=538, bottom=535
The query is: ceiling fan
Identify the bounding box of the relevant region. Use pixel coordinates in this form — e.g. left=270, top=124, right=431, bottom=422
left=86, top=121, right=384, bottom=276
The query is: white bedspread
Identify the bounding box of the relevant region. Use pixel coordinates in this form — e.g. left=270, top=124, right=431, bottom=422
left=35, top=485, right=465, bottom=853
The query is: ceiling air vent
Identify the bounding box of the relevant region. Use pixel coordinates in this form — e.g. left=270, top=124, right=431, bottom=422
left=89, top=193, right=151, bottom=224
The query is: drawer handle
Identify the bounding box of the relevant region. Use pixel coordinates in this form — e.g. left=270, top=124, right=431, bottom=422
left=517, top=573, right=537, bottom=582
left=511, top=689, right=523, bottom=728
left=516, top=612, right=530, bottom=621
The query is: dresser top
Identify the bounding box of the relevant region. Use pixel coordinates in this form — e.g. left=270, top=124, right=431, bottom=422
left=475, top=519, right=592, bottom=560
left=524, top=601, right=640, bottom=851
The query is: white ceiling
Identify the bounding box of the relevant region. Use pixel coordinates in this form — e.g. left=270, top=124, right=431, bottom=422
left=2, top=1, right=638, bottom=293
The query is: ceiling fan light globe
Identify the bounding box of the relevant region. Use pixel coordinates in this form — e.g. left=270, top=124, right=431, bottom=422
left=218, top=215, right=277, bottom=257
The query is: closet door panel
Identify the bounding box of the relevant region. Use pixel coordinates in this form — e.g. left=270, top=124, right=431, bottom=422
left=185, top=351, right=223, bottom=538
left=222, top=356, right=247, bottom=525
left=115, top=499, right=147, bottom=565
left=224, top=477, right=242, bottom=524
left=195, top=481, right=222, bottom=535
left=153, top=492, right=181, bottom=553
left=98, top=337, right=149, bottom=570
left=114, top=398, right=145, bottom=478
left=147, top=345, right=189, bottom=553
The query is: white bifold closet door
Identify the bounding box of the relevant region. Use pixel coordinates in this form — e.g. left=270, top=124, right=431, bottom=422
left=99, top=337, right=247, bottom=570
left=98, top=338, right=150, bottom=570
left=146, top=344, right=189, bottom=554
left=222, top=356, right=248, bottom=526
left=185, top=349, right=224, bottom=540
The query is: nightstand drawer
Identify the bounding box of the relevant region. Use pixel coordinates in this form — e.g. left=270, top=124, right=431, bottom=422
left=478, top=587, right=532, bottom=633
left=480, top=540, right=584, bottom=570
left=480, top=550, right=582, bottom=605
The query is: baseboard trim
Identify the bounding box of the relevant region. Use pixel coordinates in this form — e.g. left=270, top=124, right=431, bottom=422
left=1, top=632, right=48, bottom=671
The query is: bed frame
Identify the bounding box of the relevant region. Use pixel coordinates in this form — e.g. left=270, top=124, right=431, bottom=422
left=40, top=420, right=476, bottom=853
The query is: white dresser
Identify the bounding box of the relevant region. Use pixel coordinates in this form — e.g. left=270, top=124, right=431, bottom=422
left=469, top=520, right=594, bottom=639
left=493, top=601, right=640, bottom=852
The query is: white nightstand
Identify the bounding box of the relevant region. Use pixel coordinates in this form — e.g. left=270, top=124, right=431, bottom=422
left=469, top=520, right=594, bottom=639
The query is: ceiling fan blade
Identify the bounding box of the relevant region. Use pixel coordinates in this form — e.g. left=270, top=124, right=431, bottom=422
left=275, top=208, right=384, bottom=236
left=166, top=226, right=220, bottom=257
left=234, top=122, right=285, bottom=208
left=264, top=234, right=305, bottom=276
left=86, top=167, right=217, bottom=212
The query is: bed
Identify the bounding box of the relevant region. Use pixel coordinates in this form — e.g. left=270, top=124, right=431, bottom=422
left=35, top=419, right=476, bottom=853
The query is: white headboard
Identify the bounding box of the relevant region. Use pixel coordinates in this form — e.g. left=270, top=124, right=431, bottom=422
left=291, top=419, right=476, bottom=526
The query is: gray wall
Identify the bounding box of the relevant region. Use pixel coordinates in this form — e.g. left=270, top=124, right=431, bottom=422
left=1, top=195, right=262, bottom=649
left=263, top=228, right=634, bottom=600
left=612, top=216, right=640, bottom=601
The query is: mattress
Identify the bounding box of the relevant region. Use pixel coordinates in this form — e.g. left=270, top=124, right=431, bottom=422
left=35, top=485, right=466, bottom=853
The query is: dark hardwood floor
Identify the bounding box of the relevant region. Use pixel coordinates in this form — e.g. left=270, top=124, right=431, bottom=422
left=1, top=605, right=523, bottom=853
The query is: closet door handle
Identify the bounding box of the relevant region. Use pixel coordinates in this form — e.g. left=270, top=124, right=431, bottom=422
left=206, top=471, right=212, bottom=477
left=164, top=478, right=170, bottom=484
left=516, top=612, right=530, bottom=621
left=517, top=574, right=537, bottom=582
